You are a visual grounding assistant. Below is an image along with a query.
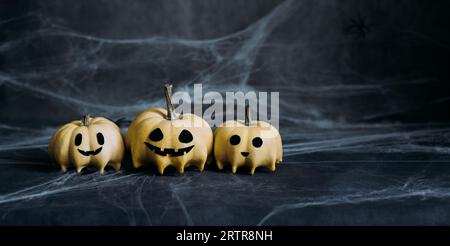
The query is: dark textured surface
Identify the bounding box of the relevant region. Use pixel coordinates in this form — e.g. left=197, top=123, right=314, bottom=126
left=1, top=0, right=450, bottom=225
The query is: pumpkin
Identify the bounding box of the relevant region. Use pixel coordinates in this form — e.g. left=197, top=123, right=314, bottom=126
left=48, top=115, right=124, bottom=173
left=214, top=106, right=282, bottom=175
left=126, top=84, right=213, bottom=174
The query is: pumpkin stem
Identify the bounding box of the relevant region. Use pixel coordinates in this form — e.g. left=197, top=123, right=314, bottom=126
left=245, top=105, right=252, bottom=126
left=164, top=83, right=178, bottom=120
left=82, top=114, right=91, bottom=126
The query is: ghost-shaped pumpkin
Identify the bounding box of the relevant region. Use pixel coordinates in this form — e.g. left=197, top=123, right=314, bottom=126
left=214, top=106, right=282, bottom=175
left=48, top=115, right=125, bottom=173
left=126, top=84, right=213, bottom=174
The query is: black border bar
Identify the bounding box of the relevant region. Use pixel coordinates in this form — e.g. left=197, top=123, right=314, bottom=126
left=1, top=227, right=450, bottom=243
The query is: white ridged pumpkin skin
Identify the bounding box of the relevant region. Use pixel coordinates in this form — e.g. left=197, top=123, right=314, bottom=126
left=214, top=120, right=282, bottom=175
left=126, top=108, right=213, bottom=174
left=48, top=116, right=124, bottom=173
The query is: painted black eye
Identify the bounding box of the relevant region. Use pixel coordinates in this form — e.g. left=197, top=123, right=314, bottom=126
left=252, top=137, right=263, bottom=148
left=229, top=135, right=241, bottom=145
left=96, top=132, right=104, bottom=145
left=74, top=133, right=82, bottom=146
left=179, top=129, right=193, bottom=143
left=149, top=128, right=164, bottom=142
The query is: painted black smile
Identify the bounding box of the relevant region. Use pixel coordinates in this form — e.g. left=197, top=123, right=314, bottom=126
left=241, top=152, right=249, bottom=157
left=145, top=142, right=194, bottom=157
left=78, top=147, right=102, bottom=156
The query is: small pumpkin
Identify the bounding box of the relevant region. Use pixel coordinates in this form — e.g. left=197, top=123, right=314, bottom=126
left=126, top=84, right=213, bottom=174
left=214, top=106, right=282, bottom=175
left=48, top=115, right=124, bottom=173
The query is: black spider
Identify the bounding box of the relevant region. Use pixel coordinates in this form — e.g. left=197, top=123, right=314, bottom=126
left=346, top=12, right=373, bottom=40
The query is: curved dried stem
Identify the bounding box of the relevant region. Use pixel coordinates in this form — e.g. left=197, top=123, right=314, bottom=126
left=82, top=114, right=91, bottom=126
left=164, top=83, right=178, bottom=120
left=245, top=105, right=252, bottom=126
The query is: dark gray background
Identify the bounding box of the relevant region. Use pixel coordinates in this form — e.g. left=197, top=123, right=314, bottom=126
left=0, top=0, right=449, bottom=225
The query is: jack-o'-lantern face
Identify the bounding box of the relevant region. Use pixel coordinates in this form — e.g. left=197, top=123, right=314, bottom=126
left=228, top=134, right=264, bottom=158
left=214, top=106, right=282, bottom=175
left=75, top=131, right=104, bottom=156
left=145, top=128, right=194, bottom=157
left=48, top=115, right=125, bottom=173
left=126, top=84, right=213, bottom=174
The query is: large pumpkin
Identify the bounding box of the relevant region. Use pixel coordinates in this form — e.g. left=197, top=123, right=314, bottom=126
left=126, top=84, right=213, bottom=174
left=48, top=115, right=125, bottom=173
left=214, top=106, right=282, bottom=175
